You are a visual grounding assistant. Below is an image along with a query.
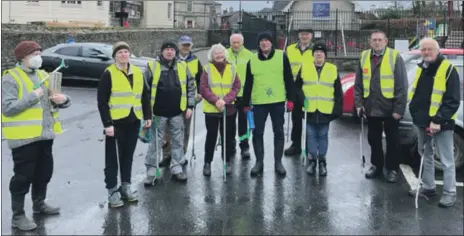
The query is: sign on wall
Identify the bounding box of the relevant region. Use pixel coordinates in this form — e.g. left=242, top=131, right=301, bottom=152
left=312, top=2, right=330, bottom=18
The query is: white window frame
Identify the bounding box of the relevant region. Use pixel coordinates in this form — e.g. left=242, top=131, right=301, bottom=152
left=168, top=3, right=173, bottom=20
left=26, top=1, right=40, bottom=6
left=61, top=1, right=82, bottom=7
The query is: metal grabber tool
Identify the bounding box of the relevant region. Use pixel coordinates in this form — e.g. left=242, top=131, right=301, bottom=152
left=415, top=128, right=433, bottom=209
left=301, top=99, right=308, bottom=166
left=33, top=59, right=68, bottom=89
left=222, top=107, right=227, bottom=182
left=190, top=106, right=197, bottom=167
left=285, top=111, right=291, bottom=143
left=359, top=110, right=366, bottom=173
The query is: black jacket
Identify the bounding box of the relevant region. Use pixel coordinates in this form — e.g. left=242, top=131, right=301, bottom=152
left=97, top=63, right=152, bottom=128
left=242, top=47, right=295, bottom=106
left=295, top=63, right=343, bottom=123
left=409, top=54, right=461, bottom=130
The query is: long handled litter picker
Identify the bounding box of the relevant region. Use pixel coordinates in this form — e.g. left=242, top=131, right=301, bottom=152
left=284, top=15, right=294, bottom=143
left=223, top=107, right=227, bottom=182
left=360, top=110, right=366, bottom=172
left=190, top=107, right=197, bottom=167
left=301, top=99, right=308, bottom=166
left=415, top=128, right=432, bottom=209
left=33, top=59, right=68, bottom=89
left=154, top=116, right=162, bottom=181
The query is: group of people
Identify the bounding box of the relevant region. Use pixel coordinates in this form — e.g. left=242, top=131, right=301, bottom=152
left=2, top=28, right=460, bottom=231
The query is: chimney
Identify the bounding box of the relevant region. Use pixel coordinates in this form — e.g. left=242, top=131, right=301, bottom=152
left=229, top=7, right=233, bottom=13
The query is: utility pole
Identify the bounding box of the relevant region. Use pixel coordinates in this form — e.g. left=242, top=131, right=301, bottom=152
left=239, top=0, right=242, bottom=32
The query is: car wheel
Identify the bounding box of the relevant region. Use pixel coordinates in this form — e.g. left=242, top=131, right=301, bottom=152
left=433, top=132, right=464, bottom=171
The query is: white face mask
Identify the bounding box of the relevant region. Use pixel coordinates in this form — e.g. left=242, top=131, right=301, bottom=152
left=28, top=55, right=42, bottom=69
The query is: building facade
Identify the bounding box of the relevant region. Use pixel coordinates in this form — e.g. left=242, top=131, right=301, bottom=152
left=142, top=0, right=174, bottom=28
left=174, top=0, right=221, bottom=29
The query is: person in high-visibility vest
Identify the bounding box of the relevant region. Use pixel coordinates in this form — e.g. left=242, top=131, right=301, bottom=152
left=242, top=30, right=295, bottom=177
left=295, top=43, right=343, bottom=176
left=354, top=30, right=408, bottom=183
left=97, top=41, right=152, bottom=208
left=2, top=41, right=72, bottom=231
left=284, top=28, right=314, bottom=157
left=159, top=35, right=203, bottom=168
left=143, top=40, right=196, bottom=184
left=226, top=33, right=254, bottom=160
left=407, top=38, right=461, bottom=208
left=199, top=43, right=241, bottom=176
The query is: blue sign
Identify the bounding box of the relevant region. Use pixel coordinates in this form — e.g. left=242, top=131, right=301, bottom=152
left=313, top=2, right=330, bottom=18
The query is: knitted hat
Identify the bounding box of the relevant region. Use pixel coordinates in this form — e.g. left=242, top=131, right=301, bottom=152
left=257, top=31, right=273, bottom=44
left=14, top=41, right=42, bottom=61
left=312, top=43, right=327, bottom=56
left=298, top=28, right=314, bottom=34
left=112, top=41, right=130, bottom=58
left=161, top=40, right=178, bottom=52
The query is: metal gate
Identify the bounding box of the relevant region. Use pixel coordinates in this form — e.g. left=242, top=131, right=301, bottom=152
left=240, top=17, right=277, bottom=51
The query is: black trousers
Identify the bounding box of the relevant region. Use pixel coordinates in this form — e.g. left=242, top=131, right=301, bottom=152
left=10, top=140, right=54, bottom=201
left=290, top=103, right=303, bottom=148
left=367, top=117, right=400, bottom=170
left=104, top=120, right=140, bottom=189
left=204, top=114, right=236, bottom=163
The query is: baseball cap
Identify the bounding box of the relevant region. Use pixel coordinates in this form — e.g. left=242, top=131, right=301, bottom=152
left=178, top=35, right=193, bottom=45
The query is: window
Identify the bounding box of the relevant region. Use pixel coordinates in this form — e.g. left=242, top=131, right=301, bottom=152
left=26, top=1, right=39, bottom=5
left=55, top=46, right=80, bottom=57
left=168, top=3, right=172, bottom=19
left=61, top=1, right=82, bottom=5
left=97, top=1, right=102, bottom=7
left=187, top=0, right=192, bottom=12
left=81, top=47, right=106, bottom=58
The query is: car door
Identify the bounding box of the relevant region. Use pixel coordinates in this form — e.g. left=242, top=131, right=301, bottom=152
left=53, top=46, right=83, bottom=78
left=80, top=46, right=113, bottom=79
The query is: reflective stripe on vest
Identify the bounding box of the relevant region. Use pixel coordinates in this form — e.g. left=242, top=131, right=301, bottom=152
left=226, top=47, right=254, bottom=97
left=301, top=62, right=338, bottom=114
left=202, top=63, right=236, bottom=113
left=107, top=64, right=144, bottom=120
left=407, top=59, right=457, bottom=120
left=286, top=43, right=314, bottom=80
left=1, top=67, right=63, bottom=140
left=249, top=49, right=286, bottom=105
left=360, top=48, right=398, bottom=99
left=148, top=60, right=188, bottom=111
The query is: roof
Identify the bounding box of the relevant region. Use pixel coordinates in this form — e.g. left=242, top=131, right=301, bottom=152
left=272, top=1, right=291, bottom=11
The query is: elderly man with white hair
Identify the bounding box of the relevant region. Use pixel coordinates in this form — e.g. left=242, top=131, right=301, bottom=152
left=199, top=43, right=241, bottom=176
left=226, top=33, right=254, bottom=160
left=407, top=38, right=461, bottom=208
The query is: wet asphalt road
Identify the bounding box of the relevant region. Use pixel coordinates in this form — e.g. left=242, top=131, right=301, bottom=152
left=1, top=50, right=463, bottom=235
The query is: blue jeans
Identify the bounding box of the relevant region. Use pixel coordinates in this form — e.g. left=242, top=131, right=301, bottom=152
left=306, top=123, right=330, bottom=159
left=252, top=103, right=285, bottom=161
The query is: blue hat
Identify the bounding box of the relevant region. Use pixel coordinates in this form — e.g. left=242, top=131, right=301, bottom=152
left=178, top=35, right=193, bottom=45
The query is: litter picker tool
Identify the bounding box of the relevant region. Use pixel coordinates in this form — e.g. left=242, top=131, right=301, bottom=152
left=190, top=107, right=197, bottom=167
left=154, top=116, right=162, bottom=181
left=360, top=110, right=366, bottom=172
left=239, top=109, right=255, bottom=142
left=33, top=59, right=68, bottom=89
left=415, top=128, right=433, bottom=209
left=283, top=15, right=294, bottom=143
left=301, top=99, right=308, bottom=166
left=222, top=107, right=227, bottom=182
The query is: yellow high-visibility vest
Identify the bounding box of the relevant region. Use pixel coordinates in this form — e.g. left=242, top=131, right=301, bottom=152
left=408, top=59, right=457, bottom=120
left=186, top=58, right=199, bottom=94
left=226, top=47, right=254, bottom=97
left=202, top=63, right=236, bottom=113
left=106, top=64, right=144, bottom=120
left=286, top=43, right=314, bottom=80
left=360, top=47, right=398, bottom=99
left=301, top=62, right=338, bottom=114
left=148, top=60, right=188, bottom=110
left=1, top=67, right=63, bottom=140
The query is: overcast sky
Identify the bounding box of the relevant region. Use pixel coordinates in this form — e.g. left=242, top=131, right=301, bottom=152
left=218, top=1, right=408, bottom=12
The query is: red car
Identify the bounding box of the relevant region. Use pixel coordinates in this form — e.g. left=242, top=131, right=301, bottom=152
left=341, top=48, right=464, bottom=117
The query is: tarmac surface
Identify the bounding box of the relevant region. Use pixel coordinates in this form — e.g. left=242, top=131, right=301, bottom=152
left=1, top=50, right=463, bottom=235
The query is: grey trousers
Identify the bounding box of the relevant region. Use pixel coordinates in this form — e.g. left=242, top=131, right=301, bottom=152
left=162, top=114, right=191, bottom=158
left=417, top=126, right=456, bottom=196
left=145, top=114, right=184, bottom=175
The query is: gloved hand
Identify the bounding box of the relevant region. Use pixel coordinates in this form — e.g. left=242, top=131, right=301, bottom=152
left=286, top=101, right=294, bottom=112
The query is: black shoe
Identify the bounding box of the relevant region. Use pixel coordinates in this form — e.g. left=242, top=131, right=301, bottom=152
left=284, top=145, right=301, bottom=156
left=171, top=172, right=187, bottom=182
left=203, top=163, right=211, bottom=176
left=318, top=159, right=327, bottom=177
left=159, top=157, right=171, bottom=167
left=181, top=159, right=188, bottom=166
left=365, top=166, right=382, bottom=179
left=241, top=148, right=251, bottom=160
left=250, top=162, right=264, bottom=176
left=408, top=188, right=437, bottom=199
left=226, top=163, right=232, bottom=175
left=385, top=169, right=398, bottom=183
left=275, top=161, right=286, bottom=176
left=306, top=160, right=317, bottom=175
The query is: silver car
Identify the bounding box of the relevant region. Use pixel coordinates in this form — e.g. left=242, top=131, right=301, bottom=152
left=399, top=53, right=464, bottom=171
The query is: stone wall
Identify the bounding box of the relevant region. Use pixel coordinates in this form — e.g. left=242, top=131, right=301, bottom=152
left=1, top=24, right=208, bottom=71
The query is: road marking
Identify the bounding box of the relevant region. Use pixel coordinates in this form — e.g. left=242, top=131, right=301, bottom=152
left=400, top=164, right=464, bottom=189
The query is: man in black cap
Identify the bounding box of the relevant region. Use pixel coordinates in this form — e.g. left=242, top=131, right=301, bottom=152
left=242, top=30, right=295, bottom=177
left=143, top=40, right=195, bottom=184
left=284, top=27, right=315, bottom=157
left=295, top=43, right=343, bottom=176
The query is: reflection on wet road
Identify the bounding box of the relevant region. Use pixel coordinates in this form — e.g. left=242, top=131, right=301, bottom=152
left=1, top=50, right=463, bottom=235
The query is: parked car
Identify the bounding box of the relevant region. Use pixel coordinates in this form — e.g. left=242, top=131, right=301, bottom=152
left=340, top=48, right=464, bottom=170
left=40, top=42, right=155, bottom=81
